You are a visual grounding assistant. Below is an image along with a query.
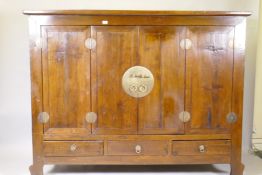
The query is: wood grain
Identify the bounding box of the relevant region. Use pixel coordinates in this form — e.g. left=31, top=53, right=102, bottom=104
left=185, top=26, right=234, bottom=134
left=44, top=155, right=231, bottom=165
left=230, top=19, right=247, bottom=175
left=28, top=16, right=44, bottom=175
left=25, top=11, right=249, bottom=174
left=43, top=134, right=231, bottom=141
left=23, top=10, right=251, bottom=16
left=138, top=26, right=185, bottom=134
left=44, top=141, right=103, bottom=156
left=172, top=140, right=231, bottom=156
left=42, top=26, right=91, bottom=135
left=26, top=15, right=246, bottom=26
left=107, top=140, right=168, bottom=156
left=91, top=26, right=138, bottom=135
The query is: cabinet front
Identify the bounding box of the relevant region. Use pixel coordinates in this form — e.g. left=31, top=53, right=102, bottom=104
left=40, top=25, right=235, bottom=137
left=41, top=26, right=92, bottom=136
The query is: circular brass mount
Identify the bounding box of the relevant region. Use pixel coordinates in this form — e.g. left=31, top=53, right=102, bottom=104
left=122, top=66, right=154, bottom=98
left=38, top=112, right=50, bottom=124
left=180, top=38, right=192, bottom=50
left=226, top=112, right=237, bottom=123
left=179, top=111, right=191, bottom=123
left=85, top=112, right=98, bottom=124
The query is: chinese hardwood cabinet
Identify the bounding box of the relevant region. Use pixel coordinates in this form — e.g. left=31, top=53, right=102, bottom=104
left=24, top=10, right=251, bottom=175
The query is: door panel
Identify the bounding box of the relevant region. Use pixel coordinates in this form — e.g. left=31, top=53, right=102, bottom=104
left=91, top=26, right=138, bottom=135
left=185, top=26, right=234, bottom=134
left=138, top=26, right=185, bottom=134
left=42, top=26, right=91, bottom=136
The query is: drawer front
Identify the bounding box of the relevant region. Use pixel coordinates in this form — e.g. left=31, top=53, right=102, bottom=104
left=44, top=141, right=103, bottom=156
left=172, top=140, right=231, bottom=156
left=107, top=140, right=168, bottom=156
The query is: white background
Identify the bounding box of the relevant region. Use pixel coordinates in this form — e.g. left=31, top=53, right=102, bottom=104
left=0, top=0, right=260, bottom=174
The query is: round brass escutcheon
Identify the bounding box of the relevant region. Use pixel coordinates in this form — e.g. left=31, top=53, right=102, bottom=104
left=122, top=66, right=154, bottom=98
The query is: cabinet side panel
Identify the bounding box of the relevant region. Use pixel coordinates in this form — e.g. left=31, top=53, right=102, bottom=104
left=28, top=16, right=44, bottom=173
left=230, top=20, right=246, bottom=175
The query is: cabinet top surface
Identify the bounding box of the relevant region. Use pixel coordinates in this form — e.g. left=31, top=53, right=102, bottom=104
left=23, top=10, right=251, bottom=16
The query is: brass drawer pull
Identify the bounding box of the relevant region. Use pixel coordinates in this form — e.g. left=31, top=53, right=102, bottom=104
left=135, top=145, right=142, bottom=154
left=199, top=145, right=206, bottom=153
left=70, top=144, right=77, bottom=152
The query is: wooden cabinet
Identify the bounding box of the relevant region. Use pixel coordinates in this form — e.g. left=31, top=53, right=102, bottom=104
left=24, top=10, right=250, bottom=175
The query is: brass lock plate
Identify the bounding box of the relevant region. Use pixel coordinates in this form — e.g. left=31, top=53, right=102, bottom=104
left=122, top=66, right=154, bottom=98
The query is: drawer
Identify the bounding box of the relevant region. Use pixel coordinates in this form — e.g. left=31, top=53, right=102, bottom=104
left=172, top=140, right=231, bottom=156
left=44, top=141, right=103, bottom=156
left=107, top=140, right=168, bottom=156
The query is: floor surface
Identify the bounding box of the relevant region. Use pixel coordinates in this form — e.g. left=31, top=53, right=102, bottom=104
left=1, top=144, right=262, bottom=175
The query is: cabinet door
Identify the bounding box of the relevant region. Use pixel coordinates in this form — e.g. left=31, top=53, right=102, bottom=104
left=185, top=26, right=234, bottom=134
left=91, top=26, right=138, bottom=135
left=138, top=27, right=185, bottom=134
left=42, top=26, right=91, bottom=136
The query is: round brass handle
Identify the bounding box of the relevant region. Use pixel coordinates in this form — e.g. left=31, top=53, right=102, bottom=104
left=70, top=144, right=77, bottom=152
left=135, top=145, right=142, bottom=154
left=199, top=145, right=205, bottom=153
